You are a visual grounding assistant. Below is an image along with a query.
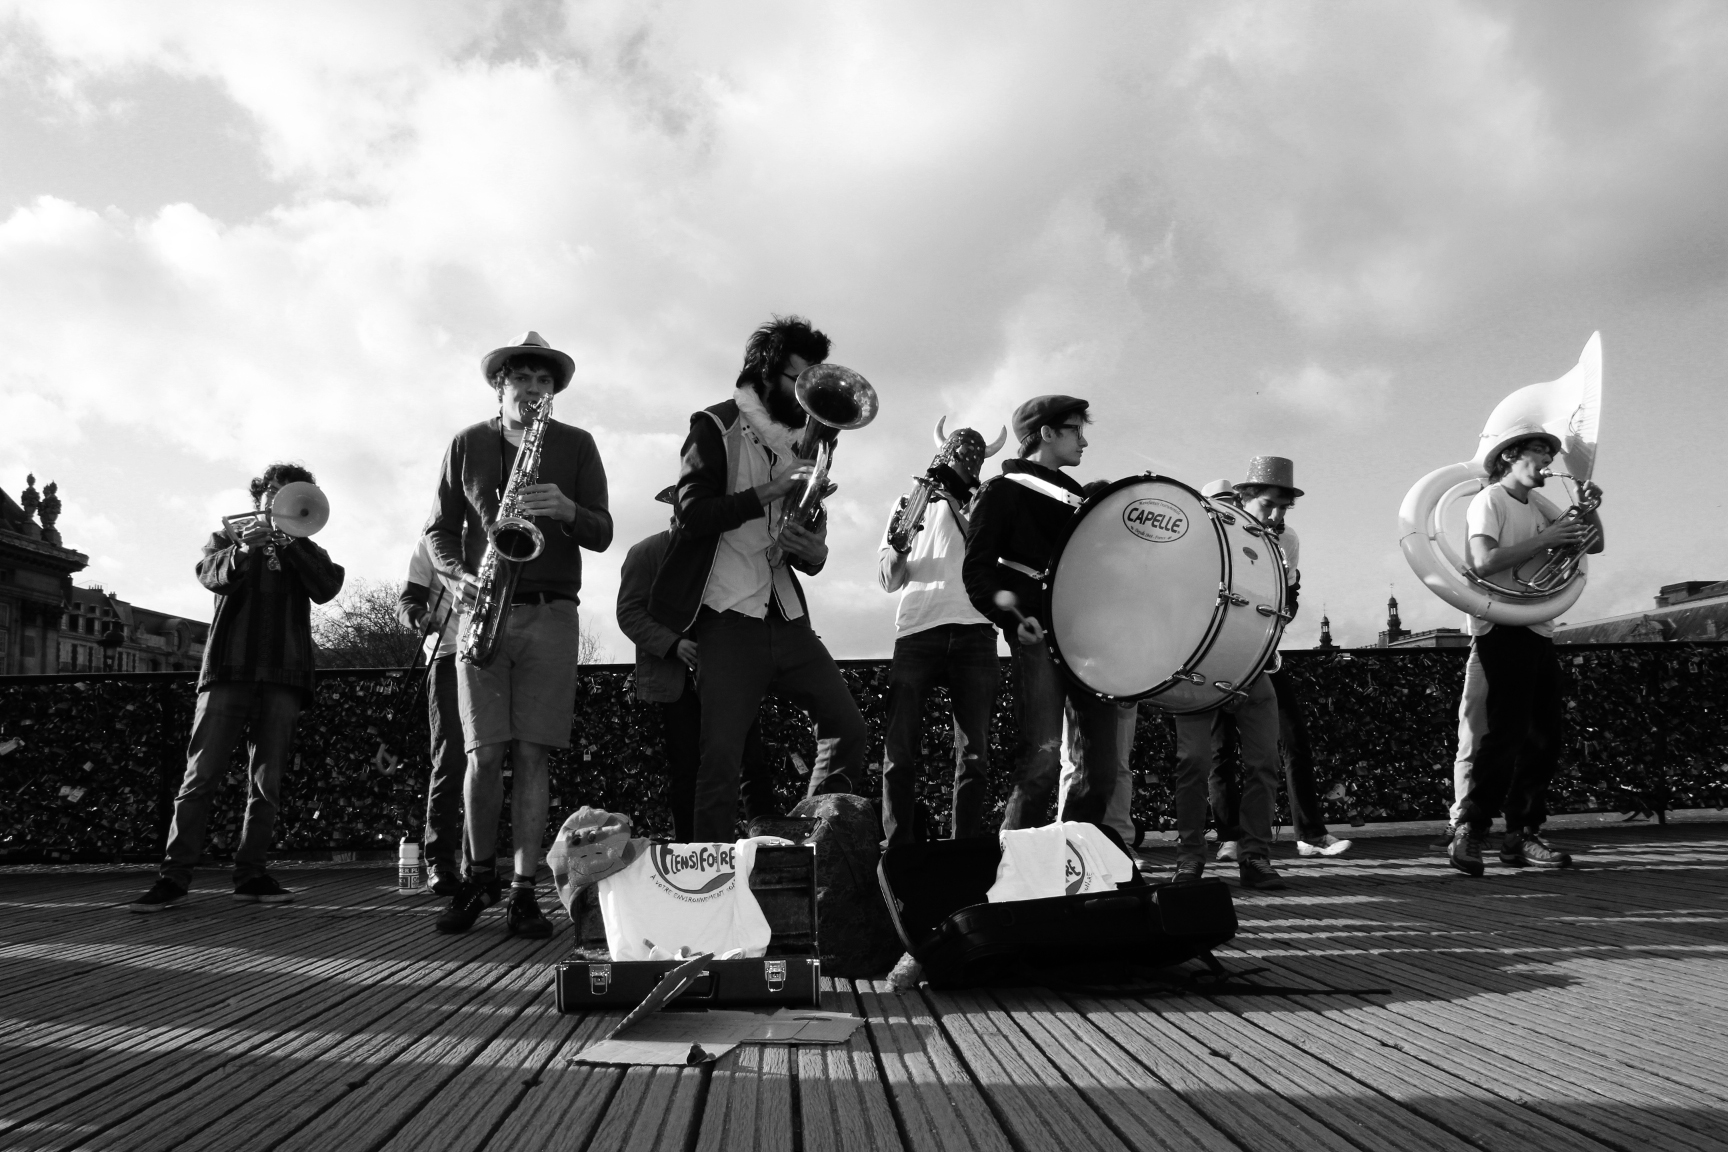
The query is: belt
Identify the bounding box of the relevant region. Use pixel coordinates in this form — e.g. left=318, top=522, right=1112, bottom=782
left=997, top=558, right=1044, bottom=581
left=511, top=591, right=576, bottom=607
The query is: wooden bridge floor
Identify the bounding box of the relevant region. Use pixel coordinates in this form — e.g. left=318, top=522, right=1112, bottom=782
left=3, top=823, right=1727, bottom=1152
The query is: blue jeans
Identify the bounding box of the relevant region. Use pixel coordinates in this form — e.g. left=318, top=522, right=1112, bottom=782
left=1174, top=673, right=1279, bottom=862
left=161, top=682, right=302, bottom=887
left=880, top=623, right=1000, bottom=845
left=692, top=609, right=868, bottom=842
left=1002, top=636, right=1119, bottom=830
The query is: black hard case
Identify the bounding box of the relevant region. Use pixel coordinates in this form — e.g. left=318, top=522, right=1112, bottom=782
left=877, top=836, right=1237, bottom=988
left=554, top=844, right=821, bottom=1011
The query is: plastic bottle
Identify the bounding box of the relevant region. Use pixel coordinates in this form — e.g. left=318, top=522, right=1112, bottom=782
left=398, top=836, right=424, bottom=892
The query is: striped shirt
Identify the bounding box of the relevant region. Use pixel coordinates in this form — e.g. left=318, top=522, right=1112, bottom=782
left=196, top=531, right=345, bottom=699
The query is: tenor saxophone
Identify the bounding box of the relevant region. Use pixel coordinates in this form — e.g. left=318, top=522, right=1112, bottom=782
left=459, top=394, right=553, bottom=667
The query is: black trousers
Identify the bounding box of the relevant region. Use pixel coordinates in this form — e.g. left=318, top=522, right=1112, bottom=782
left=1457, top=626, right=1562, bottom=835
left=663, top=686, right=771, bottom=843
left=1207, top=670, right=1330, bottom=842
left=422, top=655, right=468, bottom=872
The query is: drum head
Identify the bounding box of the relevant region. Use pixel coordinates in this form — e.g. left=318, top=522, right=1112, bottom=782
left=1047, top=477, right=1223, bottom=699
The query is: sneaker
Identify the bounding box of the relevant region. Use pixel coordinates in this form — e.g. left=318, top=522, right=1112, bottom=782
left=1429, top=826, right=1457, bottom=850
left=1215, top=840, right=1240, bottom=863
left=1238, top=855, right=1287, bottom=890
left=1502, top=831, right=1572, bottom=869
left=426, top=862, right=463, bottom=897
left=232, top=874, right=294, bottom=904
left=128, top=878, right=187, bottom=914
left=506, top=887, right=554, bottom=938
left=1172, top=858, right=1205, bottom=883
left=435, top=875, right=500, bottom=934
left=1449, top=826, right=1485, bottom=877
left=1297, top=834, right=1353, bottom=857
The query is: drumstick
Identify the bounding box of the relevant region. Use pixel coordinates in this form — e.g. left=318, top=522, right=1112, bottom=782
left=993, top=590, right=1030, bottom=625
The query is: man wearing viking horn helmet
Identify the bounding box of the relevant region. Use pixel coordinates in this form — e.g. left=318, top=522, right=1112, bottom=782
left=878, top=419, right=1007, bottom=846
left=424, top=331, right=613, bottom=935
left=1448, top=428, right=1603, bottom=876
left=648, top=314, right=870, bottom=842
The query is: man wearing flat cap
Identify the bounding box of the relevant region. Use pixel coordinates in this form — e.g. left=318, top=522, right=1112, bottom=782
left=962, top=394, right=1123, bottom=836
left=425, top=331, right=612, bottom=935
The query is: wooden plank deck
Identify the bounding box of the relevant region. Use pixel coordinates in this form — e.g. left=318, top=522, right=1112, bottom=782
left=3, top=823, right=1727, bottom=1152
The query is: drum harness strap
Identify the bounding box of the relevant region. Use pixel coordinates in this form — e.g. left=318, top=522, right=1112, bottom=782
left=995, top=472, right=1085, bottom=583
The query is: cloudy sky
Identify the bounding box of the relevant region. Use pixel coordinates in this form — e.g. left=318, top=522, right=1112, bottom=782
left=2, top=0, right=1724, bottom=660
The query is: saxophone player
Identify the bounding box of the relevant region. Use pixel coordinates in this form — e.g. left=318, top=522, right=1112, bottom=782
left=425, top=331, right=613, bottom=935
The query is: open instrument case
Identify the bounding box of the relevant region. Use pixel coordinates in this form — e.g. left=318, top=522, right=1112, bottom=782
left=878, top=836, right=1237, bottom=988
left=554, top=844, right=821, bottom=1011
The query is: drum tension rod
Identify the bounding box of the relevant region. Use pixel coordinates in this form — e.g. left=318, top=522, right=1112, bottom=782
left=1255, top=605, right=1295, bottom=622
left=1218, top=592, right=1250, bottom=607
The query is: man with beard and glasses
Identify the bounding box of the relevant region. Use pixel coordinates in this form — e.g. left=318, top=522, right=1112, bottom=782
left=648, top=315, right=869, bottom=842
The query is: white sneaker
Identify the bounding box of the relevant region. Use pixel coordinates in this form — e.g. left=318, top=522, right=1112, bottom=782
left=1214, top=840, right=1240, bottom=862
left=1298, top=834, right=1352, bottom=857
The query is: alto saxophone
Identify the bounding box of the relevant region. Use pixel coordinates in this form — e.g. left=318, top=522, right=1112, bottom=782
left=459, top=394, right=553, bottom=667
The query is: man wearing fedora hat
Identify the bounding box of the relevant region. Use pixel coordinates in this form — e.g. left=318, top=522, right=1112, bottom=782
left=424, top=331, right=613, bottom=935
left=617, top=486, right=773, bottom=841
left=1448, top=428, right=1603, bottom=876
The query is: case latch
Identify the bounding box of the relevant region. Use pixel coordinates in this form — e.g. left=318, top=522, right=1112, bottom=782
left=589, top=964, right=611, bottom=995
left=764, top=959, right=788, bottom=992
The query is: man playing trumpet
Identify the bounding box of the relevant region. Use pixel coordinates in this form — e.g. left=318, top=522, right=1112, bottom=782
left=1450, top=427, right=1603, bottom=876
left=425, top=332, right=612, bottom=934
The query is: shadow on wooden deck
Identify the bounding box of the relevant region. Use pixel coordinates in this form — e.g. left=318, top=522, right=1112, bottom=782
left=3, top=824, right=1727, bottom=1151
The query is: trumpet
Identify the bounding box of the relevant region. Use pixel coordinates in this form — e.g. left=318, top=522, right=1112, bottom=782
left=886, top=417, right=1007, bottom=553
left=223, top=482, right=329, bottom=547
left=766, top=363, right=878, bottom=565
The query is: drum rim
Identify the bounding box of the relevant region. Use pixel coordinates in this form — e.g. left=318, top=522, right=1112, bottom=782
left=1041, top=472, right=1234, bottom=705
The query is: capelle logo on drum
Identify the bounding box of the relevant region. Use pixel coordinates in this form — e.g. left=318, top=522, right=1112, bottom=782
left=1122, top=498, right=1189, bottom=542
left=649, top=843, right=738, bottom=896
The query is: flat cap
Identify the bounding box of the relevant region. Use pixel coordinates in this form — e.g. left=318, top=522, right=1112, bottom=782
left=1011, top=395, right=1089, bottom=447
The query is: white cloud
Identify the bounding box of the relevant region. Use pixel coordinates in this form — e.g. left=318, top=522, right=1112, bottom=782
left=1259, top=362, right=1392, bottom=426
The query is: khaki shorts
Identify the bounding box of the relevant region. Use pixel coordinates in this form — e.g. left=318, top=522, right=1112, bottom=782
left=456, top=599, right=582, bottom=752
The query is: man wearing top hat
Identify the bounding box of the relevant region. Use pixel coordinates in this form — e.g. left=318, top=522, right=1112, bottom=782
left=424, top=332, right=612, bottom=935
left=962, top=394, right=1122, bottom=835
left=1448, top=427, right=1603, bottom=876
left=1165, top=456, right=1308, bottom=891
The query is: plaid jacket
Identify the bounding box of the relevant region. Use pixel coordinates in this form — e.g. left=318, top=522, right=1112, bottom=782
left=196, top=531, right=345, bottom=699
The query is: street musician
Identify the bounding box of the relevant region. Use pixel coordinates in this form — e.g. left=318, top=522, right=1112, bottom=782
left=424, top=331, right=612, bottom=936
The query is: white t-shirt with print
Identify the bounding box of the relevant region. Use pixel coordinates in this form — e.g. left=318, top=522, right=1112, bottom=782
left=1465, top=483, right=1564, bottom=638
left=985, top=821, right=1135, bottom=903
left=596, top=838, right=773, bottom=961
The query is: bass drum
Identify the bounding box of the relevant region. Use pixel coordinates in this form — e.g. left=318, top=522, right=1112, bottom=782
left=1044, top=475, right=1290, bottom=713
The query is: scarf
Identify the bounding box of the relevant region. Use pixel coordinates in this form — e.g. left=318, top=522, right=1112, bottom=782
left=733, top=386, right=804, bottom=460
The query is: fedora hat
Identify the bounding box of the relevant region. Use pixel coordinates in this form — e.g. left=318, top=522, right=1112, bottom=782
left=481, top=331, right=575, bottom=393
left=1234, top=456, right=1304, bottom=498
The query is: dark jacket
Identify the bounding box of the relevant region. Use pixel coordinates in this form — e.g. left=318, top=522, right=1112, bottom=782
left=648, top=399, right=824, bottom=633
left=425, top=417, right=612, bottom=601
left=617, top=531, right=689, bottom=703
left=196, top=531, right=345, bottom=700
left=962, top=459, right=1090, bottom=632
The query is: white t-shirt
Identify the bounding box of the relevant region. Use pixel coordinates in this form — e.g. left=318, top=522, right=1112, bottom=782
left=596, top=838, right=773, bottom=962
left=985, top=822, right=1135, bottom=903
left=878, top=496, right=991, bottom=638
left=406, top=536, right=462, bottom=659
left=1465, top=484, right=1563, bottom=638
left=1276, top=524, right=1300, bottom=580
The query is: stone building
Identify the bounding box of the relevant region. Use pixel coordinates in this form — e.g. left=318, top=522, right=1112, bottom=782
left=0, top=476, right=87, bottom=675
left=2, top=475, right=207, bottom=675
left=1554, top=580, right=1728, bottom=643
left=1376, top=593, right=1468, bottom=649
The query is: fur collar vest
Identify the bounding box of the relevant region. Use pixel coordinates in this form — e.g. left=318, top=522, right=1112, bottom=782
left=732, top=386, right=804, bottom=458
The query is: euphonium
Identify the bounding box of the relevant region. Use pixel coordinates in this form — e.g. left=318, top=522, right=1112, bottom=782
left=766, top=363, right=878, bottom=565
left=460, top=393, right=553, bottom=667
left=886, top=417, right=1007, bottom=553
left=1399, top=332, right=1602, bottom=628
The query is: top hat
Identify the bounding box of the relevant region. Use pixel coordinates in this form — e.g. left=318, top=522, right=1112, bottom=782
left=481, top=331, right=575, bottom=393
left=1234, top=456, right=1304, bottom=498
